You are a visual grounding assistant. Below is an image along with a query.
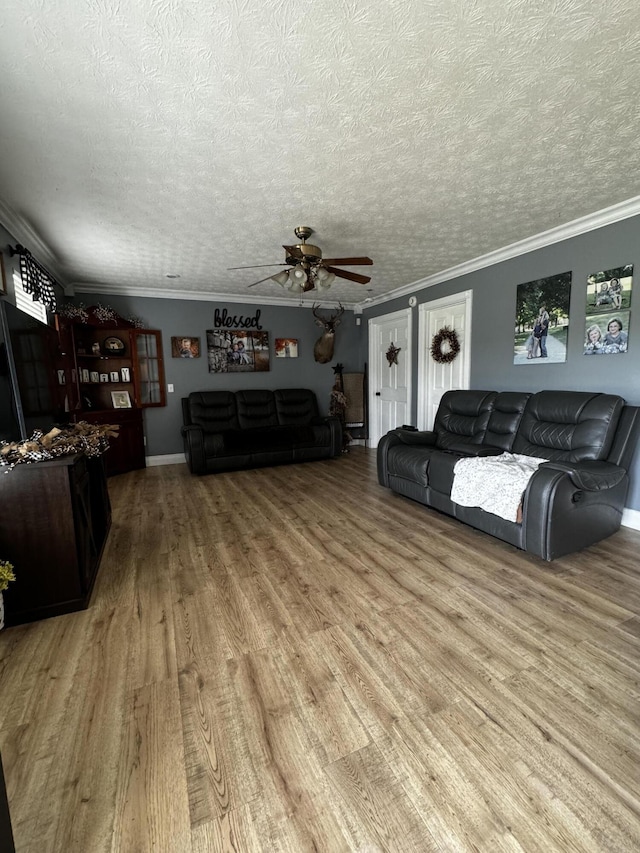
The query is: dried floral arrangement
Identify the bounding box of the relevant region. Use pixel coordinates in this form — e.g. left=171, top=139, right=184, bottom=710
left=56, top=302, right=146, bottom=329
left=0, top=561, right=15, bottom=592
left=56, top=301, right=90, bottom=323
left=0, top=422, right=119, bottom=470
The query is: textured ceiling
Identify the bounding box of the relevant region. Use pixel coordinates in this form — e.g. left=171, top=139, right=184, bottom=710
left=1, top=0, right=640, bottom=308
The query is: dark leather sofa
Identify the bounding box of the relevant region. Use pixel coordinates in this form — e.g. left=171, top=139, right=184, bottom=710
left=182, top=388, right=342, bottom=475
left=377, top=389, right=640, bottom=560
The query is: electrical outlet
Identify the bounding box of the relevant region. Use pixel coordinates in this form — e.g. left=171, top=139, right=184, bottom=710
left=167, top=383, right=174, bottom=393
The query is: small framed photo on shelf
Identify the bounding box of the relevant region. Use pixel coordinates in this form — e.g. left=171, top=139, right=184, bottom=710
left=103, top=336, right=125, bottom=355
left=120, top=367, right=131, bottom=382
left=91, top=342, right=102, bottom=355
left=111, top=390, right=132, bottom=409
left=99, top=373, right=109, bottom=382
left=110, top=371, right=119, bottom=382
left=90, top=371, right=100, bottom=383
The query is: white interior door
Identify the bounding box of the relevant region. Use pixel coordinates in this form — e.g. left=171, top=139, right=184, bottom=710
left=417, top=292, right=472, bottom=430
left=368, top=308, right=412, bottom=447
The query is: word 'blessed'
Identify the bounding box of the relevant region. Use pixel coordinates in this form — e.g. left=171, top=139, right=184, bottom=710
left=214, top=308, right=263, bottom=330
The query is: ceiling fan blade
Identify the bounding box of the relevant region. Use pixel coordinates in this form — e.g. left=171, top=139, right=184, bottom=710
left=324, top=266, right=371, bottom=284
left=247, top=273, right=286, bottom=287
left=321, top=257, right=373, bottom=266
left=228, top=263, right=289, bottom=270
left=283, top=244, right=303, bottom=259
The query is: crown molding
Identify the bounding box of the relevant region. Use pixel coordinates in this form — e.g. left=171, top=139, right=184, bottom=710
left=355, top=194, right=640, bottom=311
left=72, top=281, right=355, bottom=309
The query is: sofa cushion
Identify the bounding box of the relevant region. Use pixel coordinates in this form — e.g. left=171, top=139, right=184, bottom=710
left=434, top=390, right=497, bottom=449
left=484, top=392, right=531, bottom=451
left=275, top=389, right=320, bottom=424
left=188, top=391, right=238, bottom=432
left=236, top=390, right=279, bottom=429
left=224, top=425, right=317, bottom=453
left=203, top=433, right=226, bottom=456
left=512, top=391, right=624, bottom=462
left=386, top=445, right=432, bottom=486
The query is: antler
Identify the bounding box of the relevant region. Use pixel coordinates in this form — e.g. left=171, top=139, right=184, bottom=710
left=313, top=302, right=344, bottom=321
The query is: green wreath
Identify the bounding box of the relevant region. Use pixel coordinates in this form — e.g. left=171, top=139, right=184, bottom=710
left=430, top=326, right=460, bottom=364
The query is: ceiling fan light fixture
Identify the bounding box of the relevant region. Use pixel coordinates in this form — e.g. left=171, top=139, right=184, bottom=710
left=290, top=264, right=306, bottom=281
left=315, top=269, right=335, bottom=290
left=271, top=270, right=290, bottom=287
left=238, top=227, right=373, bottom=293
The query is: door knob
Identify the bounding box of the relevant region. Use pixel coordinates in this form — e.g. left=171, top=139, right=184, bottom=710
left=375, top=392, right=381, bottom=396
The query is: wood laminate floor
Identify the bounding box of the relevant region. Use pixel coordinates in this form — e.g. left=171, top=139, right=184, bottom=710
left=1, top=448, right=639, bottom=852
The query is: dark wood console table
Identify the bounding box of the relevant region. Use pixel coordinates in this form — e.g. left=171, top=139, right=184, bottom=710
left=0, top=454, right=111, bottom=626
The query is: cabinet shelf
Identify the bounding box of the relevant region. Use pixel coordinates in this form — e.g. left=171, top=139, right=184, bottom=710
left=76, top=354, right=129, bottom=361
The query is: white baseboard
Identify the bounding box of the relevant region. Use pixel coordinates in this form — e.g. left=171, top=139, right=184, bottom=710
left=622, top=508, right=640, bottom=531
left=146, top=453, right=187, bottom=467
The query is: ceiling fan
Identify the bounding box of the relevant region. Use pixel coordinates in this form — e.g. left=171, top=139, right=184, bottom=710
left=228, top=226, right=373, bottom=293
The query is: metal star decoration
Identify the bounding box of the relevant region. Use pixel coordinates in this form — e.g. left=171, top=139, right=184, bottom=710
left=386, top=342, right=401, bottom=366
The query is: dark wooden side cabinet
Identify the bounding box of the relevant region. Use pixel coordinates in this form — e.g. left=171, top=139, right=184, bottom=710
left=0, top=454, right=111, bottom=626
left=0, top=753, right=15, bottom=853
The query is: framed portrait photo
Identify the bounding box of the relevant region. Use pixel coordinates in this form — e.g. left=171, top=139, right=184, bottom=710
left=275, top=338, right=298, bottom=357
left=111, top=390, right=132, bottom=409
left=171, top=336, right=200, bottom=358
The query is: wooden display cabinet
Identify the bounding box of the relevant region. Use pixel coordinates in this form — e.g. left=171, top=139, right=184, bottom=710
left=57, top=309, right=166, bottom=475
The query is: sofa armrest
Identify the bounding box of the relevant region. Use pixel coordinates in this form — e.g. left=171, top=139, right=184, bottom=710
left=540, top=460, right=626, bottom=491
left=376, top=429, right=434, bottom=486
left=522, top=462, right=628, bottom=560
left=312, top=416, right=343, bottom=456
left=181, top=424, right=207, bottom=474
left=389, top=429, right=437, bottom=446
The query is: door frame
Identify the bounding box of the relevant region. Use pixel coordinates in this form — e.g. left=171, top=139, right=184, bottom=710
left=417, top=291, right=473, bottom=430
left=368, top=307, right=413, bottom=447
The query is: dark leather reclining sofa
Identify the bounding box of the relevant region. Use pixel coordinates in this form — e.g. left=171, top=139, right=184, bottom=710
left=182, top=388, right=342, bottom=475
left=377, top=389, right=640, bottom=560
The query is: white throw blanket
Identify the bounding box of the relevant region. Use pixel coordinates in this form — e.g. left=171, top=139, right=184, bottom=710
left=450, top=453, right=545, bottom=522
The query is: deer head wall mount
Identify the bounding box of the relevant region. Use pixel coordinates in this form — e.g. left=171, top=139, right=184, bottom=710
left=312, top=303, right=345, bottom=364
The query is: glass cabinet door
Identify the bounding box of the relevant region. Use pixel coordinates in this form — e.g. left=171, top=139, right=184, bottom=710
left=131, top=330, right=166, bottom=407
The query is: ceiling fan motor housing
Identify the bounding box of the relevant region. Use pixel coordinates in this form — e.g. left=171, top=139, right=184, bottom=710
left=286, top=243, right=322, bottom=266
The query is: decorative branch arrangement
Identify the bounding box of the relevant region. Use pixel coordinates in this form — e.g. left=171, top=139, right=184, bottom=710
left=0, top=422, right=119, bottom=470
left=56, top=302, right=146, bottom=328
left=386, top=342, right=401, bottom=365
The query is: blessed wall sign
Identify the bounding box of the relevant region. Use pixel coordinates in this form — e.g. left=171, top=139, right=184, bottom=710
left=214, top=308, right=263, bottom=330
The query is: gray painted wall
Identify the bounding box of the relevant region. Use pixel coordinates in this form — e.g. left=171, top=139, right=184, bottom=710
left=363, top=214, right=640, bottom=509
left=80, top=294, right=362, bottom=457
left=2, top=210, right=638, bottom=508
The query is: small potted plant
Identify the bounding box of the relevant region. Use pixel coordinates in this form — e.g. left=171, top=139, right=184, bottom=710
left=0, top=560, right=15, bottom=630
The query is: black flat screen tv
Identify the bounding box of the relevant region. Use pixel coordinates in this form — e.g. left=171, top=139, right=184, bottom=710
left=0, top=299, right=63, bottom=442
